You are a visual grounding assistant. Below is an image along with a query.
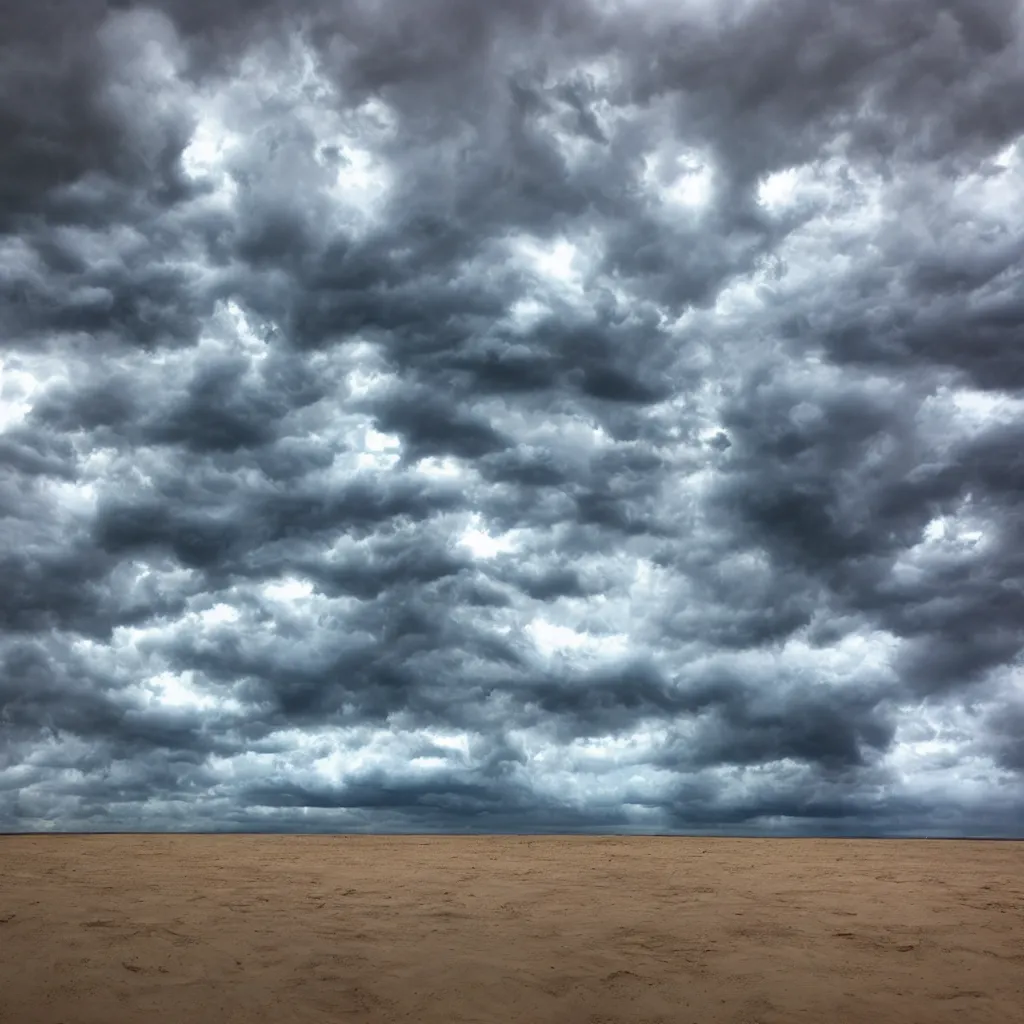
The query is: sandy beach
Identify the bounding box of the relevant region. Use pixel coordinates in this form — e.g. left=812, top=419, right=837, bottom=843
left=0, top=835, right=1021, bottom=1023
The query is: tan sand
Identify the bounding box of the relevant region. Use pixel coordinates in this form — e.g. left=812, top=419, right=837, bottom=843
left=0, top=835, right=1021, bottom=1023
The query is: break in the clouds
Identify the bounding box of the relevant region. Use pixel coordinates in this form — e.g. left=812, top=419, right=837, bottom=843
left=2, top=0, right=1024, bottom=836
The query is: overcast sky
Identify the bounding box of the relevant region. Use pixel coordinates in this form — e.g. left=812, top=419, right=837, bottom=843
left=2, top=0, right=1023, bottom=836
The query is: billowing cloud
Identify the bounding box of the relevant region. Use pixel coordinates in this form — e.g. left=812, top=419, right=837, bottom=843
left=2, top=0, right=1024, bottom=836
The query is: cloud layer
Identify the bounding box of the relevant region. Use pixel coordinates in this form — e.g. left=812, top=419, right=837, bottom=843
left=2, top=0, right=1024, bottom=835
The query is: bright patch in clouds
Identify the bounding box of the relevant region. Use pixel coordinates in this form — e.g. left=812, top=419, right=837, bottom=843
left=664, top=161, right=714, bottom=210
left=320, top=138, right=394, bottom=234
left=643, top=148, right=715, bottom=212
left=416, top=455, right=463, bottom=479
left=0, top=357, right=42, bottom=432
left=458, top=516, right=520, bottom=559
left=181, top=105, right=241, bottom=202
left=146, top=671, right=223, bottom=712
left=507, top=297, right=550, bottom=331
left=198, top=602, right=241, bottom=627
left=264, top=577, right=314, bottom=602
left=364, top=427, right=401, bottom=452
left=757, top=167, right=800, bottom=211
left=222, top=299, right=268, bottom=361
left=919, top=513, right=988, bottom=551
left=950, top=386, right=1024, bottom=430
left=512, top=234, right=590, bottom=297
left=527, top=617, right=630, bottom=661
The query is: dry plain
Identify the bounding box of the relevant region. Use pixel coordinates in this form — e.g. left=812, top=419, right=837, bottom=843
left=0, top=835, right=1021, bottom=1023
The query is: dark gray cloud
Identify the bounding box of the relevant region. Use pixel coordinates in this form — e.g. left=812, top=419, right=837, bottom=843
left=2, top=0, right=1024, bottom=836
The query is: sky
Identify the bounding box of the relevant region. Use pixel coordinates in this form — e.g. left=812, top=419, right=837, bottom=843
left=1, top=0, right=1023, bottom=837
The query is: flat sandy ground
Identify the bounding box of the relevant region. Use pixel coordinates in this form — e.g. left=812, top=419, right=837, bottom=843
left=1, top=836, right=1022, bottom=1023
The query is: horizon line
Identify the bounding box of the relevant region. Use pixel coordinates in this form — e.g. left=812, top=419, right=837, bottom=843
left=2, top=831, right=1021, bottom=841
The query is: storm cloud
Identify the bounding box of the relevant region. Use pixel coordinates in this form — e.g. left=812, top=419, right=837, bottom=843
left=2, top=0, right=1024, bottom=836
